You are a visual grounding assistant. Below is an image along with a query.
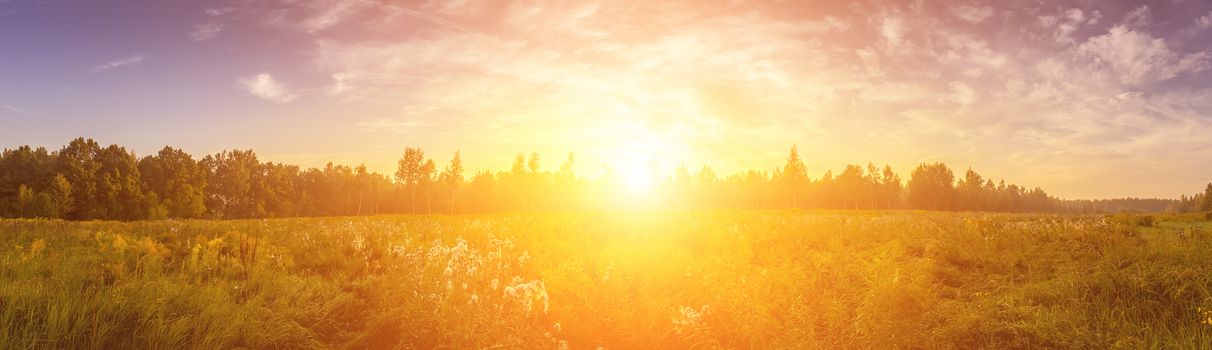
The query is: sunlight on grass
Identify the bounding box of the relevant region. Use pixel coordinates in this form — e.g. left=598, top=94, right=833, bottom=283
left=3, top=212, right=1212, bottom=348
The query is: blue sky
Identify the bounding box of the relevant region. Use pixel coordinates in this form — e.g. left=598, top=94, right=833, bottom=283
left=2, top=0, right=1212, bottom=199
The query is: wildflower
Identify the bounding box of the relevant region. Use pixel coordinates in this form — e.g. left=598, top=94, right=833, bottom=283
left=553, top=322, right=562, bottom=332
left=672, top=305, right=711, bottom=335
left=503, top=279, right=550, bottom=313
left=491, top=278, right=500, bottom=291
left=469, top=294, right=479, bottom=305
left=558, top=340, right=569, bottom=350
left=390, top=244, right=407, bottom=257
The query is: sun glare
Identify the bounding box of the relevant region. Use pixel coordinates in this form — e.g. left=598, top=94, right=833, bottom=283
left=623, top=166, right=655, bottom=193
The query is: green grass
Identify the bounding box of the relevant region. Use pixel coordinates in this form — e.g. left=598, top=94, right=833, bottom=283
left=1, top=211, right=1211, bottom=349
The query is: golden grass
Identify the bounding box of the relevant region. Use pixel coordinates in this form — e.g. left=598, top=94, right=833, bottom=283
left=1, top=211, right=1210, bottom=349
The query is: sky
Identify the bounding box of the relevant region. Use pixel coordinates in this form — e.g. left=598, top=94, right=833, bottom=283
left=2, top=0, right=1212, bottom=199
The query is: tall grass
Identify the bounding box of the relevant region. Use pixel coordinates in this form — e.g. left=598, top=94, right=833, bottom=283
left=1, top=211, right=1209, bottom=349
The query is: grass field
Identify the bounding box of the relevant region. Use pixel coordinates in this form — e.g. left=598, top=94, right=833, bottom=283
left=2, top=211, right=1211, bottom=349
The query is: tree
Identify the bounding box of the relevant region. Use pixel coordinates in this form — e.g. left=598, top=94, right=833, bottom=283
left=95, top=144, right=146, bottom=220
left=0, top=145, right=56, bottom=217
left=139, top=146, right=207, bottom=218
left=421, top=159, right=436, bottom=213
left=440, top=151, right=464, bottom=214
left=509, top=153, right=528, bottom=211
left=261, top=162, right=300, bottom=217
left=880, top=165, right=902, bottom=209
left=957, top=168, right=986, bottom=211
left=46, top=174, right=73, bottom=218
left=1202, top=183, right=1212, bottom=212
left=907, top=162, right=955, bottom=211
left=55, top=138, right=103, bottom=219
left=16, top=185, right=34, bottom=218
left=202, top=150, right=263, bottom=219
left=836, top=164, right=866, bottom=210
left=781, top=145, right=809, bottom=209
left=354, top=165, right=372, bottom=216
left=396, top=147, right=425, bottom=213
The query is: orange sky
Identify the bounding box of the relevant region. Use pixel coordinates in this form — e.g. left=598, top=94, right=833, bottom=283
left=2, top=0, right=1212, bottom=198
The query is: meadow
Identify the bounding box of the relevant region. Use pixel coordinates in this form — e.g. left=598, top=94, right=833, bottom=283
left=2, top=211, right=1211, bottom=349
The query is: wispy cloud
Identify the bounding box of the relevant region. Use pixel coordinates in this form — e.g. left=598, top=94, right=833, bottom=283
left=1076, top=25, right=1211, bottom=86
left=357, top=118, right=431, bottom=134
left=205, top=7, right=236, bottom=17
left=190, top=22, right=224, bottom=41
left=950, top=5, right=994, bottom=24
left=214, top=0, right=1212, bottom=197
left=91, top=54, right=145, bottom=73
left=239, top=73, right=296, bottom=102
left=3, top=104, right=34, bottom=115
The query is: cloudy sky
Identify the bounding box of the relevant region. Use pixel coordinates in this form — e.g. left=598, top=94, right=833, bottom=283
left=2, top=0, right=1211, bottom=199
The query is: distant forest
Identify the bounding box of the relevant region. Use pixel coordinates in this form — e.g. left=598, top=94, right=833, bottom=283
left=0, top=138, right=1208, bottom=220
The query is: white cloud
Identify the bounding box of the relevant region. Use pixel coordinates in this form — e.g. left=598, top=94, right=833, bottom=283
left=205, top=7, right=236, bottom=17
left=3, top=104, right=33, bottom=115
left=239, top=73, right=297, bottom=102
left=879, top=14, right=906, bottom=46
left=231, top=0, right=1212, bottom=197
left=1121, top=6, right=1150, bottom=29
left=1040, top=8, right=1100, bottom=44
left=91, top=54, right=145, bottom=73
left=950, top=5, right=994, bottom=24
left=190, top=22, right=224, bottom=41
left=1197, top=11, right=1212, bottom=31
left=1077, top=26, right=1211, bottom=86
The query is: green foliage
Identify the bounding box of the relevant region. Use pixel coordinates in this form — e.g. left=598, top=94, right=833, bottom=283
left=2, top=212, right=1211, bottom=349
left=908, top=162, right=956, bottom=210
left=0, top=140, right=1188, bottom=219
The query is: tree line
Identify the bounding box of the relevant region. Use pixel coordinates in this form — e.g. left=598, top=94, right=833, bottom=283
left=0, top=139, right=1180, bottom=220
left=1168, top=183, right=1212, bottom=213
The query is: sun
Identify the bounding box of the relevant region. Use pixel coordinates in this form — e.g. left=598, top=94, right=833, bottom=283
left=623, top=166, right=655, bottom=194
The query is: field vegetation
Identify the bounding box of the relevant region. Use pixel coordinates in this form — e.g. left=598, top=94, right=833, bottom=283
left=3, top=211, right=1212, bottom=349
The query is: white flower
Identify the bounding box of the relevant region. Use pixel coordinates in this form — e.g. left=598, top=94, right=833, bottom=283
left=672, top=305, right=711, bottom=334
